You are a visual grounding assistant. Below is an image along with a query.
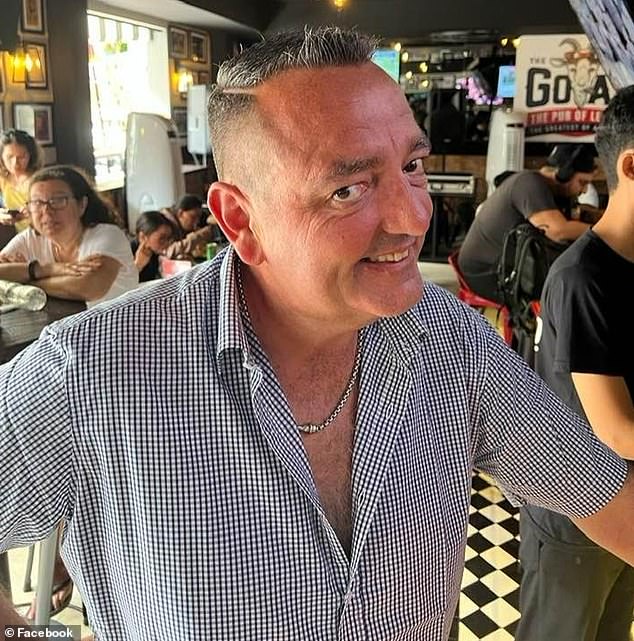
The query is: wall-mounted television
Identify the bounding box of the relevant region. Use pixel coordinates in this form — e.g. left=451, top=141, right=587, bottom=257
left=371, top=48, right=401, bottom=83
left=496, top=64, right=516, bottom=99
left=569, top=0, right=634, bottom=89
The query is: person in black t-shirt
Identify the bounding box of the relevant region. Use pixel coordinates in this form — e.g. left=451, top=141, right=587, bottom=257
left=131, top=210, right=175, bottom=282
left=516, top=86, right=634, bottom=641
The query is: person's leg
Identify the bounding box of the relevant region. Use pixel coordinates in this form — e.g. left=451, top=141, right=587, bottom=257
left=596, top=561, right=634, bottom=641
left=516, top=512, right=621, bottom=641
left=516, top=512, right=541, bottom=641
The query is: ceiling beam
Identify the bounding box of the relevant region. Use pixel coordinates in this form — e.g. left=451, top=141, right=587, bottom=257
left=180, top=0, right=281, bottom=32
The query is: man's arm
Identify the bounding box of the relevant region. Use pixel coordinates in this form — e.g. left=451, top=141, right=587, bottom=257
left=529, top=209, right=590, bottom=243
left=572, top=372, right=634, bottom=459
left=573, top=462, right=634, bottom=565
left=165, top=226, right=214, bottom=260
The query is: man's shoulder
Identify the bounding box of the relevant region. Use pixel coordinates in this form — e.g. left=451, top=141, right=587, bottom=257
left=407, top=281, right=482, bottom=334
left=548, top=231, right=598, bottom=278
left=510, top=170, right=549, bottom=191
left=47, top=259, right=223, bottom=342
left=542, top=232, right=606, bottom=309
left=477, top=171, right=545, bottom=216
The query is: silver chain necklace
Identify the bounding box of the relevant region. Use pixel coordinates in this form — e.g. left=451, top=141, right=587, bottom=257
left=236, top=261, right=361, bottom=434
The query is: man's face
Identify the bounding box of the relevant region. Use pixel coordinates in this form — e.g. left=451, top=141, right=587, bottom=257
left=563, top=170, right=596, bottom=198
left=238, top=63, right=433, bottom=330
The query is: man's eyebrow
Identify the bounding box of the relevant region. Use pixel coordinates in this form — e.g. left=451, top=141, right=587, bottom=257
left=326, top=156, right=381, bottom=180
left=410, top=136, right=431, bottom=154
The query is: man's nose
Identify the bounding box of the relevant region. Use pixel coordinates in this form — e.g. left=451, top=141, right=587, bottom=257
left=380, top=176, right=432, bottom=235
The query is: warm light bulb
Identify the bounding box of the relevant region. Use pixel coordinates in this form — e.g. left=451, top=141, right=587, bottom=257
left=394, top=42, right=402, bottom=52
left=333, top=0, right=346, bottom=9
left=405, top=71, right=413, bottom=79
left=419, top=62, right=428, bottom=73
left=12, top=51, right=25, bottom=70
left=500, top=37, right=509, bottom=47
left=512, top=37, right=521, bottom=48
left=177, top=68, right=193, bottom=94
left=401, top=51, right=409, bottom=63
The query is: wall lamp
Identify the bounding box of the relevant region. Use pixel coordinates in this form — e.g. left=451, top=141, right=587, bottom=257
left=11, top=43, right=43, bottom=84
left=177, top=67, right=194, bottom=95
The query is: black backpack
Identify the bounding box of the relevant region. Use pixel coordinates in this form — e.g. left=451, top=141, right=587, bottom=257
left=497, top=222, right=565, bottom=332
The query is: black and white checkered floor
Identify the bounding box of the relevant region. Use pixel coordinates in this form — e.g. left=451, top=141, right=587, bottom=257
left=463, top=473, right=634, bottom=641
left=459, top=473, right=522, bottom=641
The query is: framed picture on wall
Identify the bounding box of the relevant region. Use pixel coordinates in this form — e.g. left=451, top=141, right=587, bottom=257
left=24, top=42, right=48, bottom=89
left=13, top=103, right=54, bottom=145
left=190, top=32, right=209, bottom=64
left=170, top=27, right=188, bottom=59
left=21, top=0, right=45, bottom=34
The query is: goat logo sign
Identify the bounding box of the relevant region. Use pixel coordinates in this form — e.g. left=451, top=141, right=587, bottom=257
left=515, top=34, right=615, bottom=142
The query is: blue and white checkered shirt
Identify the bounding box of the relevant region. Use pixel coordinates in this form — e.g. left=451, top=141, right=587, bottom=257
left=0, top=248, right=627, bottom=640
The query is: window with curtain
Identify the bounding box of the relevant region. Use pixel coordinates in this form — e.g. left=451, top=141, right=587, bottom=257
left=87, top=11, right=170, bottom=185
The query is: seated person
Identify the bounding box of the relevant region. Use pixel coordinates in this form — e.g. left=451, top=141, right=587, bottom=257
left=162, top=194, right=216, bottom=261
left=131, top=210, right=175, bottom=282
left=0, top=165, right=139, bottom=621
left=0, top=165, right=138, bottom=307
left=0, top=129, right=44, bottom=236
left=457, top=144, right=597, bottom=304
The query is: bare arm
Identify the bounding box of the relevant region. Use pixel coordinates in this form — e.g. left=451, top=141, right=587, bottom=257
left=572, top=372, right=634, bottom=459
left=0, top=255, right=29, bottom=283
left=529, top=209, right=590, bottom=243
left=34, top=255, right=120, bottom=302
left=133, top=240, right=152, bottom=272
left=165, top=226, right=215, bottom=260
left=573, top=462, right=634, bottom=565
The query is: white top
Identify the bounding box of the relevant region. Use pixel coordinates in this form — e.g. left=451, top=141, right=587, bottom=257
left=2, top=224, right=138, bottom=307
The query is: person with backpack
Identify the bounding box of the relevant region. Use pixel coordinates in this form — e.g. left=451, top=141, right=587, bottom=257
left=457, top=143, right=597, bottom=305
left=516, top=86, right=634, bottom=641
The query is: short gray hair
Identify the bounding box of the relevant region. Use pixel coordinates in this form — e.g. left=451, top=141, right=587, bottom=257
left=207, top=26, right=379, bottom=178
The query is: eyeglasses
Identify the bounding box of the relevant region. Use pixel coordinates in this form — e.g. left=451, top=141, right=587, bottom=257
left=26, top=195, right=74, bottom=213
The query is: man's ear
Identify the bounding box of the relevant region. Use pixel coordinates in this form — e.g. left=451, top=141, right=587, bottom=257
left=207, top=182, right=264, bottom=265
left=620, top=150, right=634, bottom=183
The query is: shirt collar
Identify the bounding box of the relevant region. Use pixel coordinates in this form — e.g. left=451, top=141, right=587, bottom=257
left=216, top=246, right=250, bottom=361
left=215, top=245, right=429, bottom=367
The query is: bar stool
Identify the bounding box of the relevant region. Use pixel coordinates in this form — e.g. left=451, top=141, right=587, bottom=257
left=447, top=251, right=513, bottom=346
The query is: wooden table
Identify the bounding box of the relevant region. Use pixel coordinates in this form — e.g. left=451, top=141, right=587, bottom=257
left=0, top=298, right=85, bottom=364
left=0, top=297, right=85, bottom=593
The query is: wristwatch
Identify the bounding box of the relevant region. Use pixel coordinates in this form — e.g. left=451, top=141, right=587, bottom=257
left=27, top=260, right=40, bottom=282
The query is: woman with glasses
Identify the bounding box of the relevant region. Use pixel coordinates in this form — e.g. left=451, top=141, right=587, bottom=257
left=0, top=164, right=138, bottom=307
left=0, top=129, right=44, bottom=233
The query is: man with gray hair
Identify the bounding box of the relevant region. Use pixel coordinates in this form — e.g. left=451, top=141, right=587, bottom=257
left=1, top=26, right=633, bottom=641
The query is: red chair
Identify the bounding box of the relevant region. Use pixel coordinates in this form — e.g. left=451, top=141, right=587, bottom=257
left=447, top=251, right=513, bottom=345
